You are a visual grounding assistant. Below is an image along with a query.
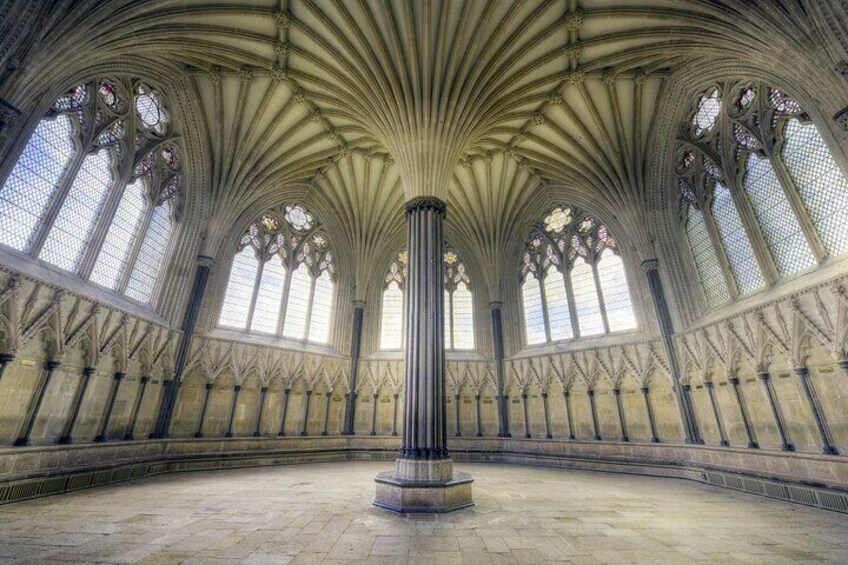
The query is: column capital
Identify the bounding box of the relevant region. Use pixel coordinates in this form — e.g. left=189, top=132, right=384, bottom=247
left=757, top=371, right=770, bottom=381
left=233, top=384, right=241, bottom=392
left=704, top=381, right=714, bottom=390
left=260, top=386, right=268, bottom=393
left=352, top=299, right=366, bottom=309
left=0, top=353, right=15, bottom=364
left=613, top=388, right=621, bottom=396
left=728, top=376, right=740, bottom=385
left=793, top=367, right=809, bottom=378
left=640, top=258, right=659, bottom=273
left=45, top=360, right=61, bottom=371
left=140, top=375, right=151, bottom=384
left=114, top=372, right=126, bottom=381
left=487, top=301, right=504, bottom=311
left=205, top=382, right=214, bottom=390
left=405, top=196, right=447, bottom=217
left=83, top=366, right=96, bottom=376
left=197, top=254, right=215, bottom=268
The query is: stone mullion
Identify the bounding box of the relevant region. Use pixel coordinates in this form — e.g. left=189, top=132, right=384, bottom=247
left=758, top=371, right=793, bottom=451
left=728, top=376, right=758, bottom=448
left=641, top=386, right=660, bottom=443
left=321, top=391, right=332, bottom=436
left=704, top=381, right=729, bottom=446
left=564, top=390, right=575, bottom=439
left=794, top=367, right=838, bottom=454
left=588, top=389, right=601, bottom=440
left=116, top=205, right=156, bottom=294
left=537, top=276, right=553, bottom=342
left=301, top=389, right=313, bottom=436
left=58, top=366, right=95, bottom=444
left=562, top=266, right=581, bottom=339
left=613, top=388, right=628, bottom=442
left=454, top=393, right=461, bottom=437
left=277, top=388, right=291, bottom=436
left=77, top=169, right=133, bottom=280
left=275, top=267, right=295, bottom=336
left=123, top=375, right=150, bottom=440
left=591, top=261, right=610, bottom=334
left=253, top=386, right=268, bottom=437
left=244, top=260, right=265, bottom=331
left=302, top=275, right=318, bottom=340
left=95, top=372, right=125, bottom=442
left=701, top=206, right=741, bottom=299
left=542, top=392, right=552, bottom=439
left=194, top=382, right=213, bottom=438
left=474, top=393, right=482, bottom=437
left=722, top=173, right=780, bottom=285
left=521, top=393, right=531, bottom=438
left=28, top=149, right=88, bottom=257
left=370, top=392, right=378, bottom=436
left=224, top=385, right=241, bottom=438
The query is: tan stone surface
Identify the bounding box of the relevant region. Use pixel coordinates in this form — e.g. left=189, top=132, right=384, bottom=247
left=1, top=462, right=847, bottom=564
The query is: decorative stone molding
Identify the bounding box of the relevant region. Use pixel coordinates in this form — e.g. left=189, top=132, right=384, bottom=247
left=404, top=196, right=447, bottom=217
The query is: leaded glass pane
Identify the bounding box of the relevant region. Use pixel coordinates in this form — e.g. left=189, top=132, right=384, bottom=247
left=522, top=277, right=546, bottom=345
left=597, top=252, right=637, bottom=332
left=250, top=258, right=285, bottom=334
left=0, top=115, right=75, bottom=250
left=308, top=271, right=333, bottom=344
left=686, top=206, right=730, bottom=307
left=39, top=149, right=114, bottom=272
left=711, top=182, right=765, bottom=294
left=125, top=203, right=171, bottom=303
left=218, top=247, right=258, bottom=329
left=743, top=153, right=815, bottom=275
left=282, top=266, right=311, bottom=340
left=571, top=261, right=604, bottom=336
left=543, top=267, right=573, bottom=341
left=451, top=282, right=474, bottom=350
left=781, top=119, right=848, bottom=256
left=380, top=281, right=404, bottom=350
left=90, top=179, right=146, bottom=290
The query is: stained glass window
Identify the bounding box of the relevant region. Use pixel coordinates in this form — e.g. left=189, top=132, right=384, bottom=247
left=520, top=206, right=637, bottom=345
left=217, top=204, right=335, bottom=345
left=0, top=78, right=183, bottom=306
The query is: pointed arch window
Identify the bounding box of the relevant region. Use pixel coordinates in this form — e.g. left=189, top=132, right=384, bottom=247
left=0, top=78, right=183, bottom=305
left=217, top=204, right=336, bottom=345
left=519, top=206, right=637, bottom=346
left=676, top=82, right=848, bottom=309
left=379, top=249, right=476, bottom=351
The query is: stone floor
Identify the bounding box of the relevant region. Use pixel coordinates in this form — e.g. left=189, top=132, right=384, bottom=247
left=0, top=462, right=847, bottom=564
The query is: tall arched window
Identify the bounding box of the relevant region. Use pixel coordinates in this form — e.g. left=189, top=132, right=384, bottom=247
left=676, top=82, right=848, bottom=308
left=379, top=249, right=475, bottom=350
left=217, top=204, right=335, bottom=345
left=519, top=206, right=637, bottom=346
left=0, top=78, right=183, bottom=304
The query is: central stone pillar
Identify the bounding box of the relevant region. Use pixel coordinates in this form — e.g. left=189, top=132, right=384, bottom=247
left=374, top=197, right=473, bottom=513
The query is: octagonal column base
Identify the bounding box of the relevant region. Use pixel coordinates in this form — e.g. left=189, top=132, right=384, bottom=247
left=374, top=460, right=474, bottom=513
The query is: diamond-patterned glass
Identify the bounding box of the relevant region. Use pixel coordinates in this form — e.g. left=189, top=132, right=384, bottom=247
left=125, top=203, right=171, bottom=303
left=711, top=182, right=765, bottom=295
left=451, top=282, right=474, bottom=350
left=444, top=288, right=452, bottom=347
left=218, top=247, right=258, bottom=329
left=743, top=153, right=815, bottom=276
left=522, top=276, right=546, bottom=345
left=781, top=119, right=848, bottom=256
left=0, top=116, right=75, bottom=251
left=308, top=270, right=334, bottom=344
left=686, top=205, right=730, bottom=307
left=571, top=261, right=604, bottom=336
left=282, top=266, right=311, bottom=340
left=250, top=258, right=286, bottom=334
left=543, top=267, right=573, bottom=341
left=39, top=149, right=114, bottom=272
left=597, top=252, right=637, bottom=332
left=380, top=281, right=404, bottom=350
left=90, top=179, right=146, bottom=290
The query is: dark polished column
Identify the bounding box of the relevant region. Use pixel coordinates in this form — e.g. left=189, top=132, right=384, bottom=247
left=588, top=389, right=601, bottom=440
left=641, top=386, right=660, bottom=443
left=322, top=390, right=332, bottom=436
left=704, top=381, right=729, bottom=447
left=343, top=301, right=365, bottom=435
left=680, top=384, right=703, bottom=444
left=613, top=388, right=628, bottom=442
left=454, top=394, right=461, bottom=437
left=795, top=368, right=838, bottom=455
left=124, top=375, right=150, bottom=440
left=59, top=366, right=95, bottom=444
left=195, top=383, right=213, bottom=438
left=728, top=376, right=758, bottom=448
left=490, top=302, right=510, bottom=437
left=521, top=393, right=531, bottom=438
left=278, top=388, right=291, bottom=436
left=225, top=385, right=241, bottom=438
left=564, top=391, right=575, bottom=439
left=642, top=260, right=697, bottom=444
left=95, top=372, right=125, bottom=442
left=391, top=393, right=399, bottom=436
left=542, top=392, right=552, bottom=439
left=15, top=360, right=61, bottom=446
left=253, top=386, right=268, bottom=437
left=301, top=389, right=313, bottom=436
left=758, top=371, right=793, bottom=451
left=839, top=360, right=848, bottom=378
left=152, top=255, right=214, bottom=438
left=0, top=353, right=15, bottom=383
left=369, top=392, right=378, bottom=436
left=475, top=394, right=482, bottom=437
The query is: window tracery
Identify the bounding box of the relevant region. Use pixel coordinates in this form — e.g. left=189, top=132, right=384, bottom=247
left=0, top=78, right=183, bottom=305
left=519, top=206, right=637, bottom=346
left=676, top=81, right=848, bottom=308
left=217, top=204, right=335, bottom=345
